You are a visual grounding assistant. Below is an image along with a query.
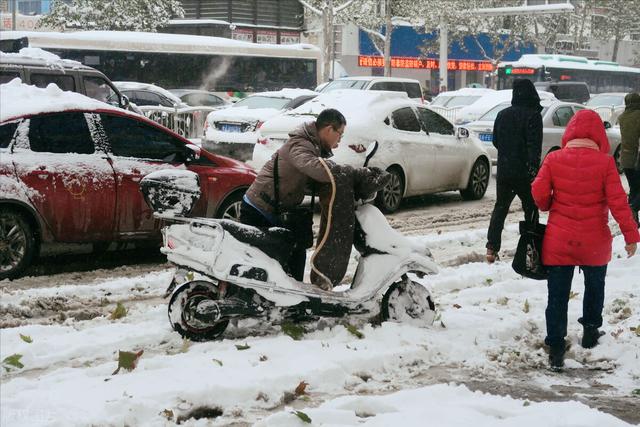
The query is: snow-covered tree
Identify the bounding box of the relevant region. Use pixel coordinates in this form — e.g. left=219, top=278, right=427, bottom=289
left=38, top=0, right=184, bottom=32
left=298, top=0, right=355, bottom=82
left=419, top=0, right=540, bottom=66
left=341, top=0, right=421, bottom=76
left=588, top=0, right=640, bottom=62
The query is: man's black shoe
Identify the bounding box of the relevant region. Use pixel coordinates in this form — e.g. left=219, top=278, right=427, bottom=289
left=581, top=326, right=603, bottom=349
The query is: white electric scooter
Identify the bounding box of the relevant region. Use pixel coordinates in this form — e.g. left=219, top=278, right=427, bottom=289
left=141, top=143, right=439, bottom=341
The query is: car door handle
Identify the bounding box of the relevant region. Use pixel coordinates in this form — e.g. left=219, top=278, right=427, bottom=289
left=130, top=176, right=141, bottom=182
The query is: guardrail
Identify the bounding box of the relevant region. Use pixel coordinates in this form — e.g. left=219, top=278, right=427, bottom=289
left=589, top=105, right=623, bottom=125
left=427, top=106, right=462, bottom=123
left=138, top=106, right=219, bottom=139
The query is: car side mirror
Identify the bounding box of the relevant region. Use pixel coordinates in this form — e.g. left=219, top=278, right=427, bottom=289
left=603, top=121, right=612, bottom=129
left=456, top=127, right=469, bottom=139
left=120, top=94, right=130, bottom=109
left=184, top=144, right=201, bottom=163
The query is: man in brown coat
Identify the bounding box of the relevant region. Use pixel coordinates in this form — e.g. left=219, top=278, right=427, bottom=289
left=241, top=108, right=346, bottom=281
left=619, top=92, right=640, bottom=226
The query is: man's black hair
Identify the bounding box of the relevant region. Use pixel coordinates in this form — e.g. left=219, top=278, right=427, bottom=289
left=316, top=108, right=346, bottom=130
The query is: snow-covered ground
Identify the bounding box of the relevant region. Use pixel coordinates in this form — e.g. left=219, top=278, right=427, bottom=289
left=1, top=218, right=639, bottom=426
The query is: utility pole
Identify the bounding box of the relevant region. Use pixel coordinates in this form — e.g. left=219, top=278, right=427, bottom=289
left=438, top=17, right=447, bottom=92
left=12, top=0, right=17, bottom=30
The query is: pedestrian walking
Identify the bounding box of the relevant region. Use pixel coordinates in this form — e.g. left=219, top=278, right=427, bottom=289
left=486, top=79, right=543, bottom=263
left=531, top=109, right=639, bottom=370
left=618, top=92, right=640, bottom=226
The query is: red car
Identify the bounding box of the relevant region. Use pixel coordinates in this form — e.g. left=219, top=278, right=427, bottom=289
left=0, top=106, right=256, bottom=280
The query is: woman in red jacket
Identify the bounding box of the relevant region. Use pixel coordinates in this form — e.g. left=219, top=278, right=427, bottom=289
left=532, top=109, right=639, bottom=370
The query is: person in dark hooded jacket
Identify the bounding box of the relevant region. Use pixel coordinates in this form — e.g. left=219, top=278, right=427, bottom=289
left=618, top=92, right=640, bottom=226
left=486, top=79, right=543, bottom=263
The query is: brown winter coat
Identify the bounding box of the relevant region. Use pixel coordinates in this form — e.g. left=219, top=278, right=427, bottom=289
left=619, top=93, right=640, bottom=170
left=245, top=122, right=332, bottom=214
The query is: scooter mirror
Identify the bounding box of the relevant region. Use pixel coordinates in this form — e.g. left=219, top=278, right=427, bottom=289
left=364, top=141, right=379, bottom=167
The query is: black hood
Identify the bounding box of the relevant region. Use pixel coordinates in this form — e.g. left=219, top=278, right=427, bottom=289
left=511, top=79, right=542, bottom=111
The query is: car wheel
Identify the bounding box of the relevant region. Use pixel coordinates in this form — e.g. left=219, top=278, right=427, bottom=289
left=376, top=167, right=404, bottom=213
left=460, top=158, right=490, bottom=201
left=614, top=145, right=623, bottom=174
left=216, top=192, right=244, bottom=221
left=0, top=209, right=37, bottom=280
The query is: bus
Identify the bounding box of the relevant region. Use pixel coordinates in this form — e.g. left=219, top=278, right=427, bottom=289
left=0, top=30, right=320, bottom=97
left=497, top=54, right=640, bottom=94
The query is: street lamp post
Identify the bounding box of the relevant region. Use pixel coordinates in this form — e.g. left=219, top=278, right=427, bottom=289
left=12, top=0, right=17, bottom=30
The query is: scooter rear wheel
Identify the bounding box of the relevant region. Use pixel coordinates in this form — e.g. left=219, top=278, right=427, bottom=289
left=168, top=280, right=229, bottom=341
left=381, top=279, right=436, bottom=327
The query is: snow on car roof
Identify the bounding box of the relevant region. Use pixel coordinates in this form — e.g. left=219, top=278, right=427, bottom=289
left=329, top=76, right=421, bottom=83
left=0, top=78, right=120, bottom=122
left=0, top=47, right=83, bottom=68
left=434, top=88, right=496, bottom=98
left=114, top=81, right=184, bottom=105
left=251, top=88, right=318, bottom=99
left=284, top=89, right=411, bottom=124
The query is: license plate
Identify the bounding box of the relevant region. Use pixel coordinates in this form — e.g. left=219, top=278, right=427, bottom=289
left=479, top=133, right=493, bottom=143
left=220, top=123, right=242, bottom=133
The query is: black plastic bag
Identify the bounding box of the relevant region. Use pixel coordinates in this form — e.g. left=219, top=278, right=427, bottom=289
left=512, top=220, right=547, bottom=280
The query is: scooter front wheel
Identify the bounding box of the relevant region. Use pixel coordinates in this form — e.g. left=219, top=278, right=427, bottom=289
left=381, top=279, right=436, bottom=327
left=168, top=280, right=229, bottom=341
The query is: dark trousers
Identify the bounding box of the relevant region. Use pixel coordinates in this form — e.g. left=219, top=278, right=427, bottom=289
left=544, top=265, right=607, bottom=347
left=487, top=179, right=539, bottom=251
left=624, top=168, right=640, bottom=221
left=239, top=201, right=306, bottom=281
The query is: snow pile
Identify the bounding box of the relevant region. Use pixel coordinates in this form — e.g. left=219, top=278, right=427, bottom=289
left=0, top=79, right=119, bottom=122
left=1, top=228, right=638, bottom=426
left=257, top=383, right=630, bottom=427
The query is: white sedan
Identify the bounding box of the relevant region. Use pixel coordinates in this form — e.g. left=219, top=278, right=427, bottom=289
left=253, top=90, right=492, bottom=213
left=203, top=88, right=317, bottom=161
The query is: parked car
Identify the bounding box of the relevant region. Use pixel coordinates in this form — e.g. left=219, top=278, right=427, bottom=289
left=534, top=81, right=590, bottom=104
left=318, top=76, right=425, bottom=103
left=432, top=89, right=557, bottom=125
left=114, top=81, right=188, bottom=109
left=0, top=80, right=256, bottom=279
left=428, top=88, right=496, bottom=123
left=585, top=92, right=627, bottom=124
left=463, top=100, right=622, bottom=169
left=0, top=48, right=135, bottom=112
left=203, top=88, right=318, bottom=162
left=254, top=90, right=491, bottom=213
left=169, top=89, right=231, bottom=109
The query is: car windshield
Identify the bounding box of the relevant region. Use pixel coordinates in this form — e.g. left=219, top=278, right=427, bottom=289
left=232, top=96, right=290, bottom=110
left=430, top=96, right=451, bottom=106
left=585, top=95, right=624, bottom=107
left=321, top=80, right=369, bottom=91
left=479, top=104, right=509, bottom=121
left=445, top=96, right=482, bottom=107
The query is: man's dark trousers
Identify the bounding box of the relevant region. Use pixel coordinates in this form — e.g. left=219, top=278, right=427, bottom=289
left=239, top=201, right=306, bottom=281
left=487, top=179, right=539, bottom=252
left=624, top=168, right=640, bottom=225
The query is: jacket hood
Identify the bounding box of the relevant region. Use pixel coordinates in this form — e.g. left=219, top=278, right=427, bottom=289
left=289, top=121, right=333, bottom=157
left=625, top=92, right=640, bottom=111
left=511, top=79, right=542, bottom=111
left=561, top=109, right=609, bottom=153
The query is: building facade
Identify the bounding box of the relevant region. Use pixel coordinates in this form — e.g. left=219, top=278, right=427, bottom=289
left=165, top=0, right=305, bottom=45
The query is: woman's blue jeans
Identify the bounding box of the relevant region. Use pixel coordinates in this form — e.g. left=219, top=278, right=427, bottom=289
left=544, top=265, right=607, bottom=347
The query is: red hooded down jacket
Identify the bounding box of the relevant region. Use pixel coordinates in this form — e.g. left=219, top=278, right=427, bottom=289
left=532, top=109, right=640, bottom=266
